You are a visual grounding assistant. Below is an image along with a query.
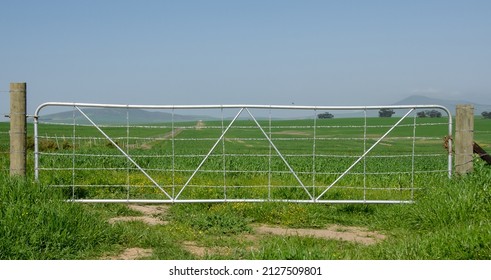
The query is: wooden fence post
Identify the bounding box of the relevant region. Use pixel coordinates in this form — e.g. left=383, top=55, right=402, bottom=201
left=10, top=82, right=27, bottom=177
left=455, top=104, right=474, bottom=174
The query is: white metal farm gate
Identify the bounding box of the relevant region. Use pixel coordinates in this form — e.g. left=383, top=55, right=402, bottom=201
left=34, top=103, right=452, bottom=204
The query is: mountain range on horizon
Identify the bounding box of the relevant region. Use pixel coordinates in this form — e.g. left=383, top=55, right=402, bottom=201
left=393, top=95, right=491, bottom=116
left=38, top=107, right=214, bottom=124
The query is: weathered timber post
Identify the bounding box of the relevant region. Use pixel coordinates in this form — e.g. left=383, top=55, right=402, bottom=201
left=455, top=104, right=474, bottom=174
left=10, top=82, right=27, bottom=177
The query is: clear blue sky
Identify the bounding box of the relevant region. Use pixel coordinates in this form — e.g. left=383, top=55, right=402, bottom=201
left=1, top=0, right=491, bottom=116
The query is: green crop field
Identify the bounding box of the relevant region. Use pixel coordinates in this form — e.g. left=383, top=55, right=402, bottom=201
left=0, top=116, right=490, bottom=260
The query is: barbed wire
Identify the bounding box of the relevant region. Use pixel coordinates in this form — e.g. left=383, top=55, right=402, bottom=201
left=454, top=159, right=478, bottom=168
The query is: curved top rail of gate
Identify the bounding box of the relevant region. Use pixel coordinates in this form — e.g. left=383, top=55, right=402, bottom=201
left=35, top=102, right=453, bottom=114
left=33, top=103, right=452, bottom=204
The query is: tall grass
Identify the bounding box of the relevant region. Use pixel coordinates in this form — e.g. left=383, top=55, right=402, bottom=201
left=0, top=176, right=122, bottom=259
left=368, top=161, right=491, bottom=259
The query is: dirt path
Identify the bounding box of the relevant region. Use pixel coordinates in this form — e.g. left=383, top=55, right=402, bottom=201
left=180, top=224, right=385, bottom=258
left=105, top=205, right=170, bottom=260
left=253, top=224, right=385, bottom=245
left=195, top=120, right=205, bottom=130
left=104, top=247, right=153, bottom=260
left=129, top=120, right=202, bottom=150
left=106, top=204, right=385, bottom=259
left=138, top=127, right=184, bottom=150
left=108, top=205, right=170, bottom=226
left=182, top=241, right=232, bottom=258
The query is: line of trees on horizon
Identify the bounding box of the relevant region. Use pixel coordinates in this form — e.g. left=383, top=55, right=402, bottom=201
left=317, top=109, right=491, bottom=119
left=317, top=112, right=334, bottom=119
left=417, top=110, right=442, bottom=118
left=378, top=109, right=395, bottom=117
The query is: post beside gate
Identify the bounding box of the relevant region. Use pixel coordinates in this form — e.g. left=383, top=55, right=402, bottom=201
left=455, top=104, right=474, bottom=175
left=9, top=82, right=27, bottom=177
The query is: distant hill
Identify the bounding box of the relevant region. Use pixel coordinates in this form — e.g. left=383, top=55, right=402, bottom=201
left=317, top=95, right=491, bottom=118
left=39, top=108, right=215, bottom=124
left=393, top=95, right=491, bottom=116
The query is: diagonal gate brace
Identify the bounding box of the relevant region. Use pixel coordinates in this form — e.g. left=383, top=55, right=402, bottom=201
left=175, top=108, right=245, bottom=199
left=75, top=106, right=173, bottom=200
left=175, top=107, right=314, bottom=201
left=316, top=108, right=415, bottom=201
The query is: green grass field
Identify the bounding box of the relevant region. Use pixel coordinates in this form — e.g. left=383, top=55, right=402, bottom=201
left=0, top=116, right=490, bottom=259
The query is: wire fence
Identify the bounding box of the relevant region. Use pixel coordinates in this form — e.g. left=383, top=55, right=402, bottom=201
left=34, top=103, right=452, bottom=204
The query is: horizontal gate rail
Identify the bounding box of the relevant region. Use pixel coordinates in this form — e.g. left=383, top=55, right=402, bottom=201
left=34, top=103, right=452, bottom=204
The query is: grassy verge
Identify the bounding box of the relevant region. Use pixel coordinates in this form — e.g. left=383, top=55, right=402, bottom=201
left=1, top=161, right=490, bottom=260
left=167, top=163, right=490, bottom=259
left=0, top=177, right=122, bottom=259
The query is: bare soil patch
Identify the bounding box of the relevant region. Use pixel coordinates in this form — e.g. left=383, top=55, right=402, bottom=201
left=127, top=204, right=169, bottom=216
left=104, top=247, right=153, bottom=260
left=182, top=241, right=231, bottom=258
left=182, top=223, right=384, bottom=259
left=253, top=224, right=385, bottom=245
left=108, top=204, right=170, bottom=226
left=108, top=216, right=167, bottom=226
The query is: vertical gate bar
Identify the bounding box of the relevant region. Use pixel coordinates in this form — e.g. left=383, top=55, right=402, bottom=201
left=316, top=108, right=415, bottom=201
left=72, top=107, right=76, bottom=200
left=312, top=109, right=317, bottom=199
left=245, top=108, right=314, bottom=201
left=268, top=107, right=272, bottom=200
left=126, top=109, right=130, bottom=201
left=34, top=114, right=40, bottom=180
left=221, top=108, right=226, bottom=200
left=75, top=106, right=173, bottom=200
left=171, top=108, right=175, bottom=199
left=447, top=116, right=453, bottom=178
left=411, top=110, right=417, bottom=200
left=175, top=107, right=245, bottom=200
left=363, top=109, right=367, bottom=201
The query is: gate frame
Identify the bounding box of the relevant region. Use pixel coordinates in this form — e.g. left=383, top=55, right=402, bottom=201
left=34, top=102, right=453, bottom=204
